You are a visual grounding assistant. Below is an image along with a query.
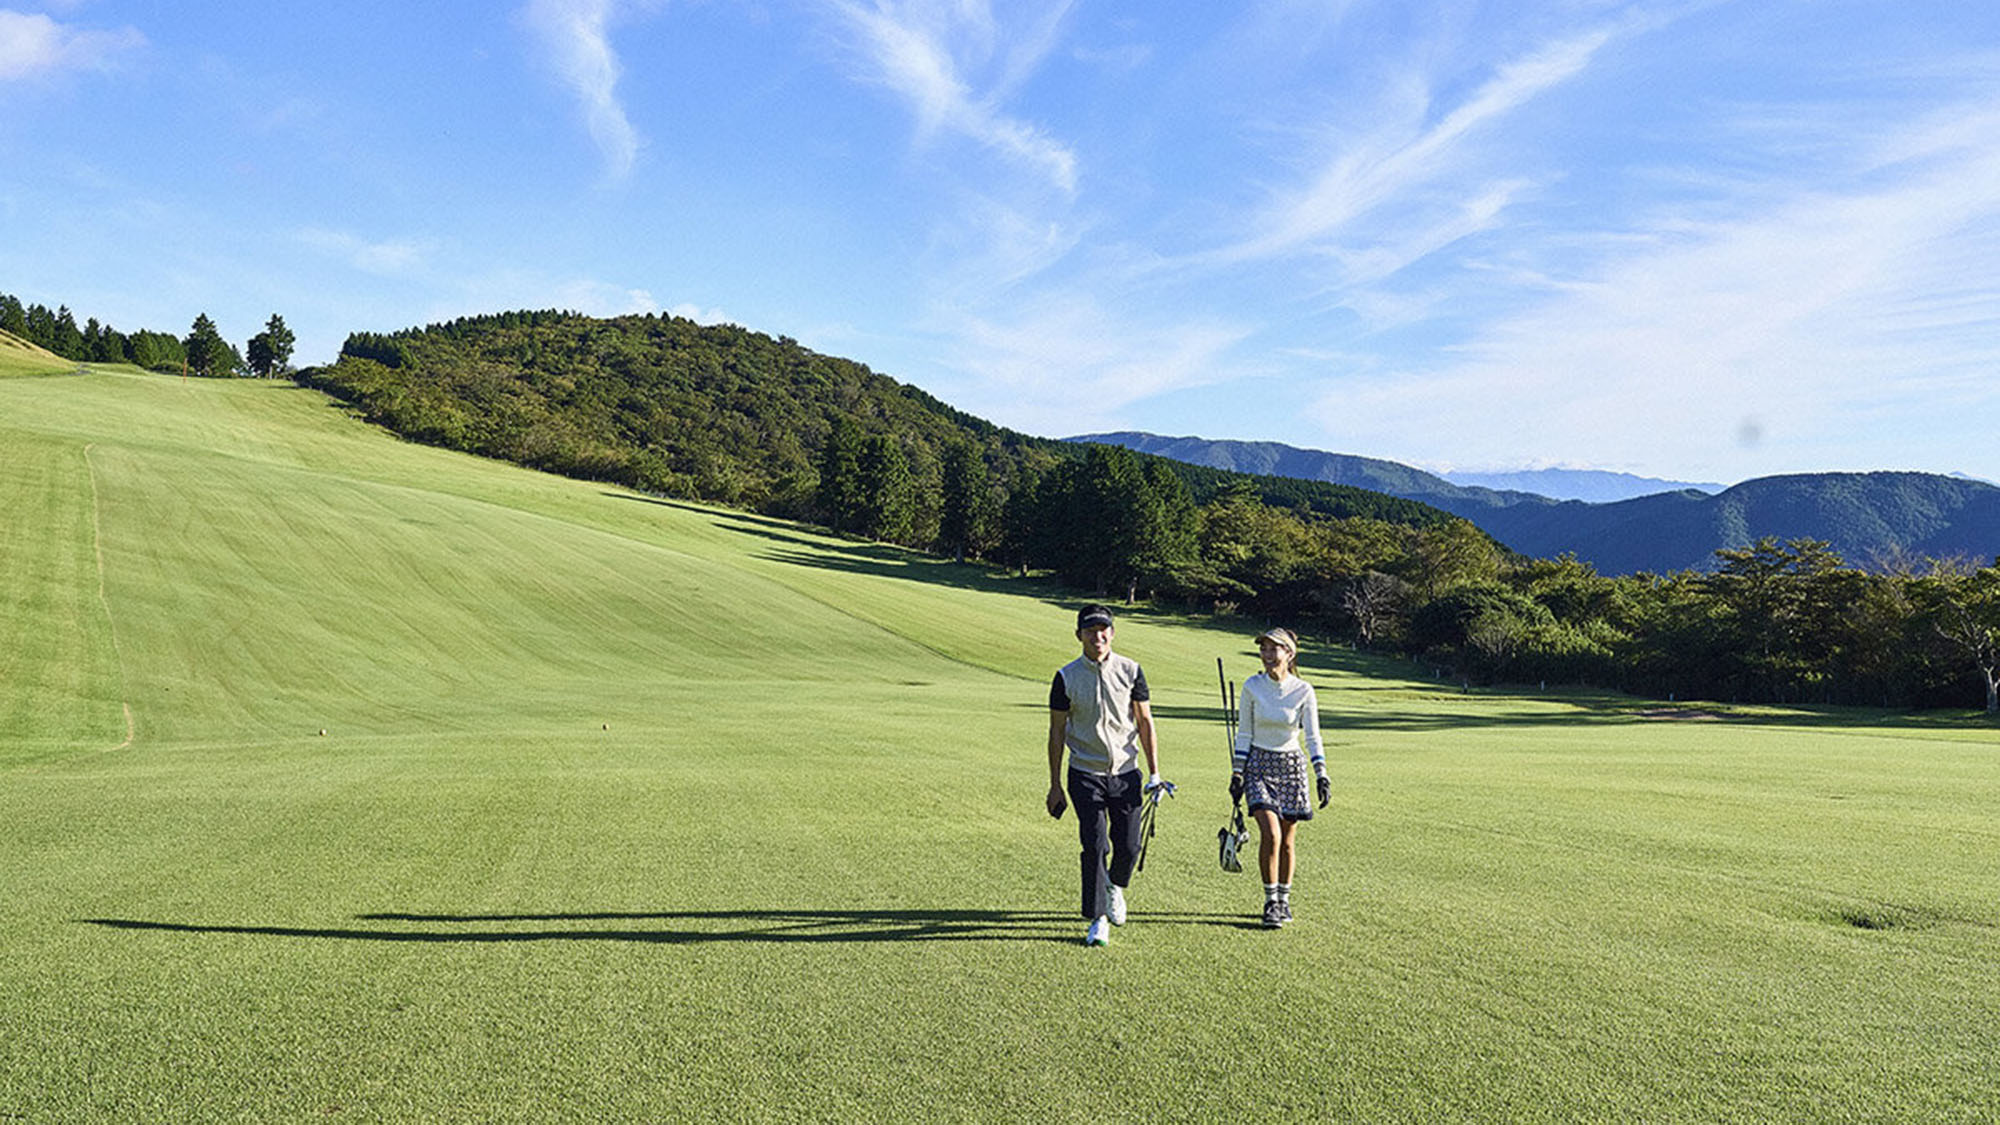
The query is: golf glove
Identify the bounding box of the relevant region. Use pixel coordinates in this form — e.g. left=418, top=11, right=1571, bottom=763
left=1228, top=774, right=1245, bottom=804
left=1316, top=772, right=1331, bottom=809
left=1146, top=774, right=1175, bottom=798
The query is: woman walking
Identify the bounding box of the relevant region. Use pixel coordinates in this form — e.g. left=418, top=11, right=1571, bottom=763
left=1229, top=627, right=1329, bottom=928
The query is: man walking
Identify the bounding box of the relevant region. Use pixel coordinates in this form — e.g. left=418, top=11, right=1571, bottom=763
left=1046, top=604, right=1168, bottom=947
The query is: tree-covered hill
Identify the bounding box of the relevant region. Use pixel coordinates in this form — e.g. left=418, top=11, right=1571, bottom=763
left=296, top=310, right=1456, bottom=536
left=1454, top=473, right=2000, bottom=574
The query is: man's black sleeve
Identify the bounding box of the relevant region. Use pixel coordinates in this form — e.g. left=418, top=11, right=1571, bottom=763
left=1048, top=671, right=1070, bottom=711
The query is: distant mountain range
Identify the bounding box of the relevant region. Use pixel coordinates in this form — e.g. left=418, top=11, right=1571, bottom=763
left=1069, top=432, right=2000, bottom=574
left=1437, top=467, right=1724, bottom=502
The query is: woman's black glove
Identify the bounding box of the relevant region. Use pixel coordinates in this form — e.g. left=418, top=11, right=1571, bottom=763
left=1316, top=773, right=1331, bottom=809
left=1228, top=773, right=1245, bottom=804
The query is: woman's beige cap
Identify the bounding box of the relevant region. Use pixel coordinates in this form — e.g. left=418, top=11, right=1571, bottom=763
left=1256, top=627, right=1297, bottom=652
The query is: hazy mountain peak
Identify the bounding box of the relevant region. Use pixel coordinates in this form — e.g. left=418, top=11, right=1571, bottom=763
left=1440, top=468, right=1726, bottom=503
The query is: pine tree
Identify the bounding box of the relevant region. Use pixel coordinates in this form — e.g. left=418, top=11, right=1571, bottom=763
left=939, top=441, right=992, bottom=561
left=183, top=313, right=237, bottom=376
left=129, top=330, right=185, bottom=371
left=52, top=306, right=85, bottom=359
left=815, top=417, right=864, bottom=533
left=857, top=434, right=915, bottom=544
left=22, top=304, right=55, bottom=349
left=246, top=313, right=296, bottom=376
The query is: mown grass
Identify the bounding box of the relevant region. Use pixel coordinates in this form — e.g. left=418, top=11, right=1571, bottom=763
left=3, top=368, right=1998, bottom=1121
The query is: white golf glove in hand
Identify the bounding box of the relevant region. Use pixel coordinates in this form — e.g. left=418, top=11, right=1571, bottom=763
left=1146, top=774, right=1175, bottom=798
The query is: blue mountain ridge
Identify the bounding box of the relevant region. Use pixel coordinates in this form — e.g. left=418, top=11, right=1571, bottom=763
left=1067, top=432, right=2000, bottom=575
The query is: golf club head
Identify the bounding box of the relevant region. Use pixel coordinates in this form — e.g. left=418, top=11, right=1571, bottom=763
left=1218, top=824, right=1246, bottom=873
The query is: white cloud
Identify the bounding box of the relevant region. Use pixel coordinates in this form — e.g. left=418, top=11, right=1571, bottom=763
left=668, top=302, right=734, bottom=326
left=551, top=278, right=660, bottom=316
left=827, top=0, right=1078, bottom=193
left=425, top=270, right=665, bottom=322
left=522, top=0, right=644, bottom=179
left=0, top=9, right=143, bottom=81
left=926, top=190, right=1085, bottom=292
left=296, top=228, right=434, bottom=275
left=932, top=295, right=1248, bottom=435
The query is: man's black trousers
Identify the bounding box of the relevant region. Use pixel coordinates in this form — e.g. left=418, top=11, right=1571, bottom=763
left=1068, top=767, right=1142, bottom=920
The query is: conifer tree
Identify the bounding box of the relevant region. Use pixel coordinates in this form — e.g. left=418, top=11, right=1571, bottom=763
left=815, top=417, right=864, bottom=533
left=183, top=313, right=238, bottom=376
left=247, top=313, right=296, bottom=377
left=857, top=433, right=915, bottom=544
left=52, top=306, right=85, bottom=359
left=939, top=441, right=992, bottom=561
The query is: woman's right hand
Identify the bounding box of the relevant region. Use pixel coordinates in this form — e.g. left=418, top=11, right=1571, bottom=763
left=1228, top=773, right=1245, bottom=804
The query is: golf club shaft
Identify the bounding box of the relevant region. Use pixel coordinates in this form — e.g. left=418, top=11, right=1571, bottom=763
left=1217, top=657, right=1236, bottom=754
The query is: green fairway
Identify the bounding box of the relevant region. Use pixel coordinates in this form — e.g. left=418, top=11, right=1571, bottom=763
left=5, top=368, right=1999, bottom=1121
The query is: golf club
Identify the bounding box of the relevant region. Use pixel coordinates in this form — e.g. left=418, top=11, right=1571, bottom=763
left=1133, top=777, right=1176, bottom=874
left=1217, top=656, right=1248, bottom=873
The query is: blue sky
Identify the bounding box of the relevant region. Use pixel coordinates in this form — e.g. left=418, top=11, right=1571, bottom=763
left=5, top=1, right=1998, bottom=484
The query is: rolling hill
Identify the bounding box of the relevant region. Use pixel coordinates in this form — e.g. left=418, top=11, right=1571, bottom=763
left=1, top=327, right=69, bottom=370
left=299, top=312, right=1458, bottom=535
left=1076, top=431, right=2000, bottom=573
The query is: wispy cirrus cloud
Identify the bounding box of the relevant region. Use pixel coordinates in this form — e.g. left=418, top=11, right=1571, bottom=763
left=1224, top=23, right=1618, bottom=267
left=296, top=228, right=436, bottom=275
left=1311, top=93, right=2000, bottom=478
left=0, top=9, right=143, bottom=81
left=521, top=0, right=645, bottom=179
left=827, top=0, right=1078, bottom=193
left=930, top=294, right=1249, bottom=435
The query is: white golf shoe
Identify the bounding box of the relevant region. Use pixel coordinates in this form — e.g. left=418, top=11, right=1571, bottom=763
left=1085, top=915, right=1110, bottom=946
left=1107, top=884, right=1127, bottom=926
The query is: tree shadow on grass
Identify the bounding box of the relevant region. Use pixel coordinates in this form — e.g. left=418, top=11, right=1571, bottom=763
left=604, top=491, right=803, bottom=532
left=606, top=490, right=1085, bottom=607
left=602, top=493, right=1945, bottom=733
left=755, top=544, right=1084, bottom=606
left=84, top=908, right=1258, bottom=946
left=604, top=491, right=1438, bottom=682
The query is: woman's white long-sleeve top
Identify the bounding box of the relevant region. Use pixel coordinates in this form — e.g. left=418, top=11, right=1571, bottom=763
left=1231, top=672, right=1324, bottom=772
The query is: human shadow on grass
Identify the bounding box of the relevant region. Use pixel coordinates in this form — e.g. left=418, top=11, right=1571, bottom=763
left=85, top=908, right=1257, bottom=946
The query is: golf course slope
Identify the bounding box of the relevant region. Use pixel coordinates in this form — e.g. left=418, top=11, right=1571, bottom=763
left=5, top=363, right=1999, bottom=1121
